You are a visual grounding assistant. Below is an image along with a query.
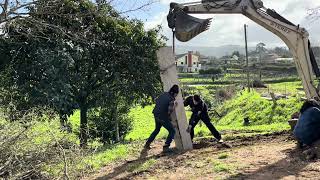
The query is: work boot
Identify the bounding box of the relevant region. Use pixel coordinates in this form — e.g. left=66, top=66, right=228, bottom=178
left=296, top=141, right=304, bottom=149
left=162, top=144, right=173, bottom=153
left=144, top=142, right=151, bottom=150
left=217, top=138, right=232, bottom=148
left=217, top=139, right=224, bottom=143
left=303, top=148, right=317, bottom=160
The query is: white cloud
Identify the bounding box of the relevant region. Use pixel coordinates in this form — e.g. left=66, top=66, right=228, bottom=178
left=146, top=0, right=320, bottom=47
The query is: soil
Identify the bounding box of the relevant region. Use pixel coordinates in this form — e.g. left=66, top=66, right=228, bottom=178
left=84, top=132, right=320, bottom=180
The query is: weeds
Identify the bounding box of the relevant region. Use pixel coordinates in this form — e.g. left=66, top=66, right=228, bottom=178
left=128, top=159, right=157, bottom=174
left=218, top=153, right=229, bottom=159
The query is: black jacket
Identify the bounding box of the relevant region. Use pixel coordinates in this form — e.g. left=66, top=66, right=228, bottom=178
left=153, top=92, right=175, bottom=119
left=184, top=96, right=208, bottom=114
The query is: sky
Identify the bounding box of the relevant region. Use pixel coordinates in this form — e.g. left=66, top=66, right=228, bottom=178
left=115, top=0, right=320, bottom=48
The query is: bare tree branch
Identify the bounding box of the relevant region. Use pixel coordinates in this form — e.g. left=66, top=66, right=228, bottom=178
left=118, top=0, right=158, bottom=14
left=307, top=6, right=320, bottom=22
left=0, top=0, right=38, bottom=24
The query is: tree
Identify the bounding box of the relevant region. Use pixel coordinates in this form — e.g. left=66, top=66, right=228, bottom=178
left=232, top=51, right=240, bottom=57
left=256, top=43, right=266, bottom=58
left=0, top=0, right=157, bottom=25
left=0, top=0, right=163, bottom=146
left=0, top=0, right=38, bottom=24
left=256, top=42, right=266, bottom=80
left=199, top=68, right=223, bottom=75
left=307, top=6, right=320, bottom=22
left=273, top=47, right=292, bottom=58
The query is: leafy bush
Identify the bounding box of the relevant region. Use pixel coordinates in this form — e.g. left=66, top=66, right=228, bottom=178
left=88, top=108, right=133, bottom=144
left=199, top=68, right=223, bottom=75
left=178, top=73, right=198, bottom=78
left=0, top=109, right=139, bottom=179
left=252, top=79, right=267, bottom=88
left=0, top=114, right=79, bottom=179
left=215, top=86, right=236, bottom=102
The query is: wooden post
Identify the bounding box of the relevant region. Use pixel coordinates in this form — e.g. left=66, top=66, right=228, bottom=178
left=157, top=47, right=193, bottom=151
left=244, top=24, right=250, bottom=92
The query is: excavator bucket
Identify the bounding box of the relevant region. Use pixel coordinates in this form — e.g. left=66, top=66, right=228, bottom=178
left=168, top=9, right=212, bottom=42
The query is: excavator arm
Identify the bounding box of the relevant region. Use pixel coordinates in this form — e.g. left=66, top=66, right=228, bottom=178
left=167, top=0, right=320, bottom=99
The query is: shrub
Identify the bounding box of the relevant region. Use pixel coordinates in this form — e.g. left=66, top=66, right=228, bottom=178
left=215, top=86, right=236, bottom=102
left=252, top=79, right=267, bottom=88
left=0, top=115, right=79, bottom=179
left=199, top=68, right=223, bottom=75
left=88, top=108, right=133, bottom=144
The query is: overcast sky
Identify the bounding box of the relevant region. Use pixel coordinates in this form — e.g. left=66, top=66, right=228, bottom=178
left=121, top=0, right=320, bottom=48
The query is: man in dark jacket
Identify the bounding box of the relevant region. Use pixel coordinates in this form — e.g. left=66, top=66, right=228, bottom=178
left=294, top=99, right=320, bottom=159
left=144, top=85, right=179, bottom=152
left=184, top=95, right=222, bottom=142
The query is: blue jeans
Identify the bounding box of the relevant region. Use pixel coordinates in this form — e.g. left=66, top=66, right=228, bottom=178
left=146, top=115, right=176, bottom=146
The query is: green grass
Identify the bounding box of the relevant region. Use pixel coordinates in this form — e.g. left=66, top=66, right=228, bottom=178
left=46, top=143, right=139, bottom=177
left=218, top=153, right=229, bottom=159
left=178, top=74, right=300, bottom=85
left=215, top=90, right=303, bottom=126
left=126, top=106, right=168, bottom=141
left=126, top=90, right=299, bottom=141
left=179, top=77, right=213, bottom=84
left=265, top=81, right=303, bottom=95
left=127, top=158, right=157, bottom=173
left=212, top=160, right=233, bottom=173
left=2, top=114, right=143, bottom=179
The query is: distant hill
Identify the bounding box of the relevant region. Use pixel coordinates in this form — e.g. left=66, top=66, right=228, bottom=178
left=175, top=45, right=256, bottom=57
left=175, top=45, right=320, bottom=59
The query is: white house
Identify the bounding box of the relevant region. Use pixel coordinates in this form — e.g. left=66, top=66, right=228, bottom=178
left=261, top=53, right=280, bottom=64
left=175, top=51, right=201, bottom=73
left=275, top=57, right=294, bottom=63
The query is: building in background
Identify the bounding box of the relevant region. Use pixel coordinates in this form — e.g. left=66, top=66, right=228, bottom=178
left=275, top=57, right=294, bottom=64
left=261, top=53, right=279, bottom=64
left=175, top=51, right=201, bottom=73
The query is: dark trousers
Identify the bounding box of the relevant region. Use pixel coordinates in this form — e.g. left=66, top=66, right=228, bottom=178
left=146, top=115, right=176, bottom=146
left=189, top=112, right=221, bottom=140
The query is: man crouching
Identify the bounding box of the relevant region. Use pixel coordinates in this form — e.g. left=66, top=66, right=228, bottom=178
left=294, top=99, right=320, bottom=160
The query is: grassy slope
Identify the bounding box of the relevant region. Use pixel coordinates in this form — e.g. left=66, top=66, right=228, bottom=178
left=127, top=89, right=303, bottom=141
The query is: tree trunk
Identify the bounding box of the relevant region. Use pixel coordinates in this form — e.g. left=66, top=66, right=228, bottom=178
left=259, top=51, right=262, bottom=80
left=60, top=114, right=72, bottom=133
left=59, top=114, right=67, bottom=128
left=79, top=104, right=88, bottom=147
left=113, top=104, right=120, bottom=143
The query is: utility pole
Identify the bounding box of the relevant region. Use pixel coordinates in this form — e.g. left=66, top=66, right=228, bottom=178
left=259, top=49, right=262, bottom=80
left=244, top=24, right=250, bottom=92
left=172, top=30, right=176, bottom=54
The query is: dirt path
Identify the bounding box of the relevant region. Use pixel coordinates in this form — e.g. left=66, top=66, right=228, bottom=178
left=85, top=133, right=320, bottom=180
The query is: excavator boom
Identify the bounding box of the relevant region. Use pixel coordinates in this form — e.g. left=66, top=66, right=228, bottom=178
left=167, top=0, right=320, bottom=100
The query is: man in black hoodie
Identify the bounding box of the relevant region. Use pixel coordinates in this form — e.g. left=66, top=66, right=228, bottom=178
left=144, top=85, right=179, bottom=152
left=184, top=95, right=222, bottom=142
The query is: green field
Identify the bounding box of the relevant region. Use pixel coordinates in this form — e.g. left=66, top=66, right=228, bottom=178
left=126, top=90, right=301, bottom=142
left=179, top=73, right=300, bottom=85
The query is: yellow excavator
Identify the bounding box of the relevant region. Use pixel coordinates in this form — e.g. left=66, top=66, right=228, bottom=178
left=167, top=0, right=320, bottom=100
